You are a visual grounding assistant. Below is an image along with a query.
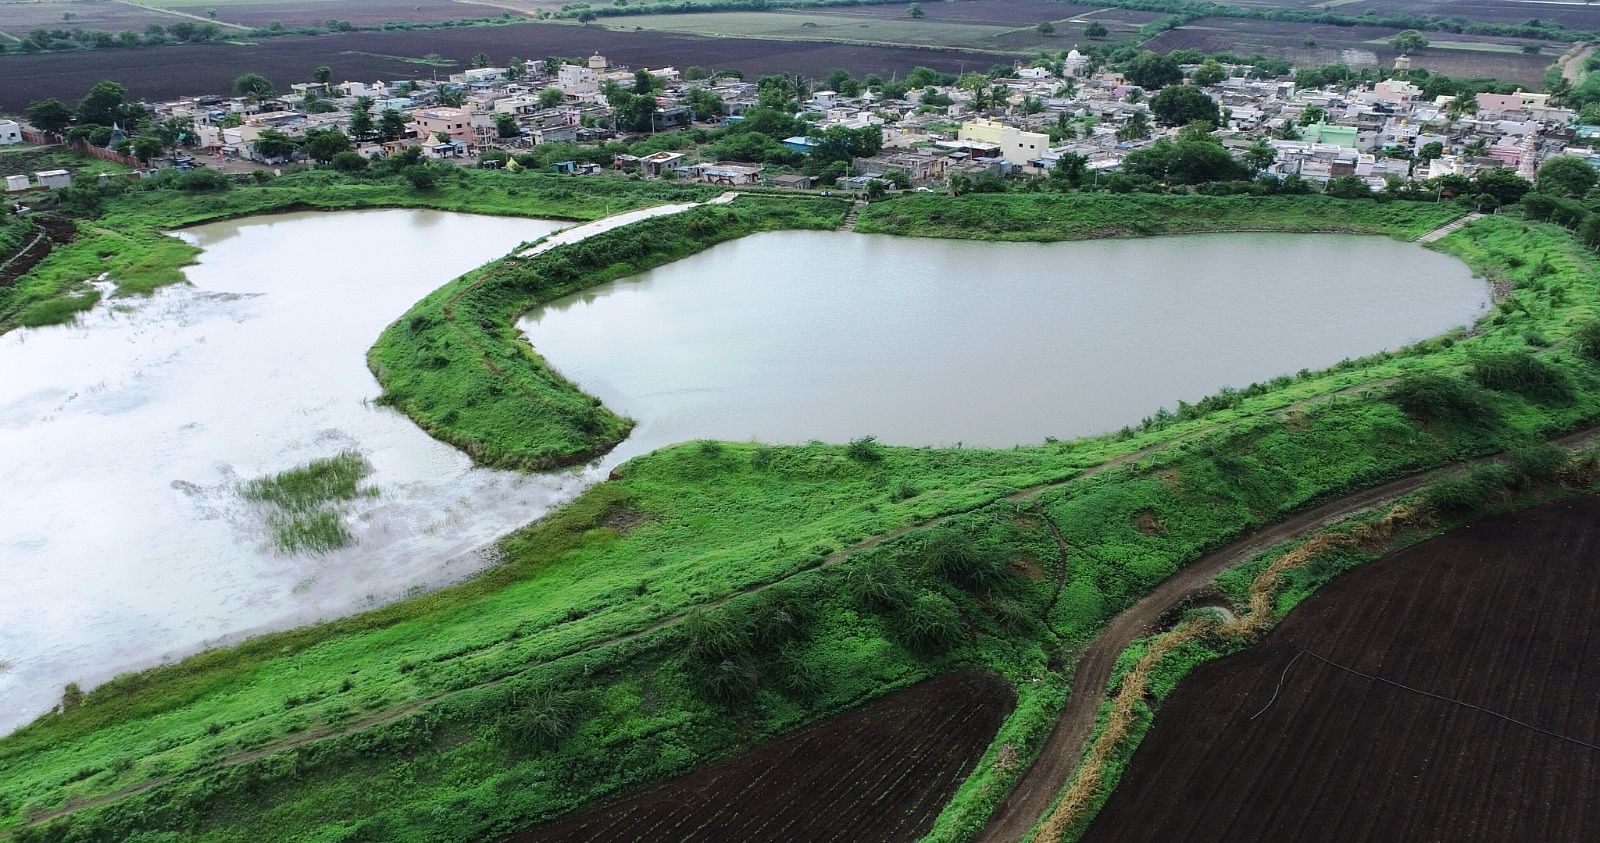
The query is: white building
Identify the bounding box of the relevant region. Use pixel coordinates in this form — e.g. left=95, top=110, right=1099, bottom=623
left=34, top=169, right=71, bottom=189
left=0, top=120, right=22, bottom=145
left=557, top=64, right=600, bottom=96
left=5, top=174, right=30, bottom=191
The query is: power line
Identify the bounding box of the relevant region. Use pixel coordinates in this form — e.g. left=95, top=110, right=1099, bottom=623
left=1249, top=647, right=1600, bottom=753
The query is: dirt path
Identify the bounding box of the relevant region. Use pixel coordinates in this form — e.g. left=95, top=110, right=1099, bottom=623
left=1414, top=212, right=1481, bottom=244
left=1559, top=43, right=1595, bottom=84
left=975, top=426, right=1600, bottom=843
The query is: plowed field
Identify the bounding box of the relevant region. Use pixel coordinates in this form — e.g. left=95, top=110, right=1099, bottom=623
left=1085, top=496, right=1600, bottom=842
left=508, top=671, right=1014, bottom=843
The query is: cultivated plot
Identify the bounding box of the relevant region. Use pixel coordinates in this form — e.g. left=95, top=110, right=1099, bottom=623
left=1086, top=496, right=1600, bottom=842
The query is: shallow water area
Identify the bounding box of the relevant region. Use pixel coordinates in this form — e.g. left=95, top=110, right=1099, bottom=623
left=0, top=209, right=574, bottom=733
left=523, top=230, right=1492, bottom=463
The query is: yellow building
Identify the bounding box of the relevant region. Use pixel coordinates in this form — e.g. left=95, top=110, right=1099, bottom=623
left=958, top=118, right=1050, bottom=169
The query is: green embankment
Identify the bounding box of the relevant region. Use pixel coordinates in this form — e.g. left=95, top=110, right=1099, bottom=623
left=367, top=196, right=850, bottom=469
left=855, top=193, right=1465, bottom=241
left=0, top=169, right=715, bottom=334
left=3, top=194, right=1599, bottom=843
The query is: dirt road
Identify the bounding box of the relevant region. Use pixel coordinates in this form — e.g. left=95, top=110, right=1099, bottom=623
left=975, top=427, right=1600, bottom=843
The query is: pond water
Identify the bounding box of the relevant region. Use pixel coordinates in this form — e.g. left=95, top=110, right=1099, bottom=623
left=0, top=214, right=1488, bottom=735
left=0, top=209, right=575, bottom=733
left=521, top=230, right=1489, bottom=463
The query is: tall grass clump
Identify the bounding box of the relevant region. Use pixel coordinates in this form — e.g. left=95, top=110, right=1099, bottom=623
left=1388, top=372, right=1500, bottom=428
left=241, top=450, right=376, bottom=555
left=1573, top=319, right=1600, bottom=362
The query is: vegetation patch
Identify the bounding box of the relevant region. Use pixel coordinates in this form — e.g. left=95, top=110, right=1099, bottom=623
left=241, top=450, right=377, bottom=554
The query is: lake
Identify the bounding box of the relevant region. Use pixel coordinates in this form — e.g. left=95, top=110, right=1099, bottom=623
left=522, top=229, right=1489, bottom=463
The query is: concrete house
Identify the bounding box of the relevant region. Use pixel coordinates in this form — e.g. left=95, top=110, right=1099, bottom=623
left=0, top=120, right=22, bottom=145
left=35, top=169, right=71, bottom=189
left=958, top=118, right=1049, bottom=169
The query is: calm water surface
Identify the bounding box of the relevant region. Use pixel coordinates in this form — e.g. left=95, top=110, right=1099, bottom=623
left=0, top=209, right=574, bottom=732
left=0, top=218, right=1487, bottom=734
left=522, top=230, right=1489, bottom=462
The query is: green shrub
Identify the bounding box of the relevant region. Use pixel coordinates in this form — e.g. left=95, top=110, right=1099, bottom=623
left=846, top=435, right=883, bottom=462
left=895, top=591, right=965, bottom=654
left=1574, top=319, right=1600, bottom=362
left=1508, top=441, right=1567, bottom=484
left=1423, top=462, right=1512, bottom=513
left=844, top=559, right=913, bottom=611
left=1470, top=350, right=1572, bottom=403
left=922, top=529, right=1007, bottom=591
left=499, top=687, right=578, bottom=752
left=1388, top=372, right=1500, bottom=427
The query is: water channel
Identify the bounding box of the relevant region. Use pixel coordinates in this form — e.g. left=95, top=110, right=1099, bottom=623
left=0, top=210, right=1489, bottom=733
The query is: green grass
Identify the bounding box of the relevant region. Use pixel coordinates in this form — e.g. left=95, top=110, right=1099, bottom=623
left=242, top=451, right=377, bottom=555
left=3, top=197, right=1600, bottom=843
left=855, top=193, right=1468, bottom=241
left=0, top=169, right=716, bottom=335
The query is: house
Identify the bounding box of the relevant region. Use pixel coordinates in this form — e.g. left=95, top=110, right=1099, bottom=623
left=34, top=169, right=71, bottom=189
left=690, top=161, right=763, bottom=185
left=783, top=136, right=818, bottom=154
left=957, top=118, right=1050, bottom=169
left=557, top=64, right=600, bottom=96
left=1300, top=123, right=1358, bottom=149
left=771, top=174, right=817, bottom=190
left=639, top=151, right=686, bottom=177
left=0, top=120, right=21, bottom=145
left=421, top=139, right=467, bottom=159
left=411, top=107, right=474, bottom=144
left=5, top=174, right=30, bottom=192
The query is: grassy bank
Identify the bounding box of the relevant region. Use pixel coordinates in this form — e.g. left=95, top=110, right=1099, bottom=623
left=367, top=195, right=850, bottom=469
left=0, top=169, right=715, bottom=334
left=855, top=193, right=1466, bottom=242
left=4, top=199, right=1599, bottom=843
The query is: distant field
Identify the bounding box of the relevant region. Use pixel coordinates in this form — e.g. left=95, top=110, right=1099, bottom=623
left=0, top=0, right=194, bottom=35
left=1143, top=17, right=1561, bottom=84
left=0, top=22, right=1016, bottom=110
left=597, top=10, right=1062, bottom=54
left=808, top=0, right=1166, bottom=28
left=151, top=0, right=517, bottom=27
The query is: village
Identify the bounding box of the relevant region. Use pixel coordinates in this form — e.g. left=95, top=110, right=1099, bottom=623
left=5, top=44, right=1598, bottom=198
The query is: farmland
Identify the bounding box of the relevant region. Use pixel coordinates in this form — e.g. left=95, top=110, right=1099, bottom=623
left=150, top=0, right=522, bottom=28
left=1084, top=495, right=1600, bottom=842
left=0, top=0, right=201, bottom=36
left=0, top=22, right=1014, bottom=110
left=510, top=672, right=1014, bottom=842
left=1143, top=17, right=1560, bottom=84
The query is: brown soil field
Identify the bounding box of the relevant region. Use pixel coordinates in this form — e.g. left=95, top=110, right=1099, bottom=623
left=1144, top=17, right=1556, bottom=84
left=1192, top=0, right=1599, bottom=28
left=507, top=671, right=1014, bottom=843
left=796, top=0, right=1166, bottom=27
left=0, top=22, right=1015, bottom=110
left=1084, top=495, right=1600, bottom=842
left=0, top=0, right=188, bottom=34
left=158, top=0, right=518, bottom=28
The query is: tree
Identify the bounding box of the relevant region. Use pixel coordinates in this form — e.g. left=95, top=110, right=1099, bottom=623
left=907, top=2, right=924, bottom=17
left=494, top=112, right=520, bottom=139
left=378, top=109, right=409, bottom=141
left=251, top=128, right=296, bottom=162
left=129, top=134, right=165, bottom=163
left=232, top=73, right=275, bottom=101
left=403, top=165, right=437, bottom=189
left=577, top=11, right=595, bottom=23
left=1036, top=21, right=1055, bottom=36
left=1298, top=105, right=1327, bottom=126
left=76, top=80, right=126, bottom=126
left=1472, top=167, right=1530, bottom=205
left=1324, top=175, right=1372, bottom=199
left=808, top=125, right=883, bottom=164
left=26, top=97, right=72, bottom=133
left=1085, top=21, right=1108, bottom=38
left=1390, top=29, right=1428, bottom=55
left=1419, top=140, right=1444, bottom=160
left=1122, top=136, right=1248, bottom=184
left=347, top=96, right=375, bottom=141
left=1149, top=85, right=1219, bottom=127
left=633, top=68, right=657, bottom=94
left=1122, top=51, right=1182, bottom=90
left=1244, top=138, right=1277, bottom=173
left=506, top=57, right=524, bottom=80
left=313, top=65, right=332, bottom=86
left=1115, top=111, right=1150, bottom=142
left=1049, top=151, right=1088, bottom=189
left=303, top=127, right=351, bottom=163
left=539, top=87, right=564, bottom=109
left=331, top=150, right=368, bottom=172
left=436, top=87, right=466, bottom=107
left=1535, top=156, right=1597, bottom=199
left=1190, top=61, right=1225, bottom=87
left=471, top=52, right=491, bottom=68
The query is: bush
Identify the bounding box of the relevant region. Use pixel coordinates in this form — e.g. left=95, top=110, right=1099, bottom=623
left=1508, top=441, right=1566, bottom=484
left=895, top=591, right=965, bottom=654
left=844, top=559, right=912, bottom=611
left=176, top=169, right=231, bottom=192
left=846, top=435, right=883, bottom=462
left=683, top=606, right=750, bottom=665
left=922, top=529, right=1007, bottom=591
left=1388, top=372, right=1499, bottom=427
left=1470, top=350, right=1572, bottom=403
left=1423, top=462, right=1511, bottom=513
left=330, top=151, right=368, bottom=172
left=1573, top=319, right=1600, bottom=362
